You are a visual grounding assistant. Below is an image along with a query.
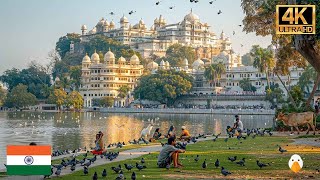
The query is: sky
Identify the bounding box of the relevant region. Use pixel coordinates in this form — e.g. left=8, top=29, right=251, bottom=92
left=0, top=0, right=272, bottom=74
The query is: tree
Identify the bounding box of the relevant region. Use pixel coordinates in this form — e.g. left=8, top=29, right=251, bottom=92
left=117, top=85, right=131, bottom=99
left=160, top=44, right=196, bottom=67
left=5, top=84, right=37, bottom=108
left=239, top=78, right=257, bottom=92
left=0, top=84, right=6, bottom=107
left=241, top=53, right=254, bottom=66
left=298, top=65, right=316, bottom=94
left=56, top=33, right=81, bottom=59
left=99, top=96, right=114, bottom=107
left=250, top=45, right=275, bottom=90
left=47, top=88, right=67, bottom=110
left=265, top=83, right=285, bottom=107
left=69, top=66, right=82, bottom=90
left=66, top=91, right=83, bottom=110
left=134, top=70, right=193, bottom=105
left=241, top=0, right=320, bottom=106
left=289, top=85, right=304, bottom=107
left=204, top=62, right=226, bottom=88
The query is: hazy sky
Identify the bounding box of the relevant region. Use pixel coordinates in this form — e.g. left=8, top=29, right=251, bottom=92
left=0, top=0, right=271, bottom=74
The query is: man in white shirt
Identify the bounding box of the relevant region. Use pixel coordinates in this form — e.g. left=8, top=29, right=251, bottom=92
left=233, top=115, right=243, bottom=136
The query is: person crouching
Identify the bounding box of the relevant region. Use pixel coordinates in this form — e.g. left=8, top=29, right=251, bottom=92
left=157, top=137, right=185, bottom=168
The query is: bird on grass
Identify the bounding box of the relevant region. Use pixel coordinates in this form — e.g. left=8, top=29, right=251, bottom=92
left=194, top=155, right=199, bottom=162
left=236, top=158, right=246, bottom=166
left=116, top=170, right=125, bottom=180
left=141, top=157, right=145, bottom=164
left=70, top=164, right=76, bottom=171
left=256, top=160, right=270, bottom=169
left=221, top=166, right=232, bottom=176
left=279, top=146, right=287, bottom=153
left=136, top=162, right=146, bottom=171
left=124, top=163, right=134, bottom=171
left=166, top=164, right=170, bottom=170
left=55, top=168, right=61, bottom=176
left=102, top=169, right=107, bottom=177
left=202, top=159, right=207, bottom=169
left=192, top=137, right=197, bottom=143
left=228, top=156, right=237, bottom=162
left=215, top=159, right=220, bottom=168
left=131, top=172, right=136, bottom=180
left=112, top=165, right=122, bottom=173
left=83, top=166, right=89, bottom=175
left=93, top=172, right=98, bottom=180
left=224, top=138, right=228, bottom=142
left=82, top=159, right=91, bottom=167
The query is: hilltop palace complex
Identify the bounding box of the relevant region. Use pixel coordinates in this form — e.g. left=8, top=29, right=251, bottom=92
left=78, top=11, right=304, bottom=108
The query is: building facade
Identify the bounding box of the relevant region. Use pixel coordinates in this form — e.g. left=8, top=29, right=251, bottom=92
left=80, top=50, right=144, bottom=107
left=80, top=10, right=231, bottom=59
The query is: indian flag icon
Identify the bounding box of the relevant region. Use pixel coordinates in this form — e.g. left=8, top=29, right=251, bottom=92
left=6, top=145, right=51, bottom=175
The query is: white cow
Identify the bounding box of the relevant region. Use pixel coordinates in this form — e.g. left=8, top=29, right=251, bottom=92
left=140, top=123, right=153, bottom=139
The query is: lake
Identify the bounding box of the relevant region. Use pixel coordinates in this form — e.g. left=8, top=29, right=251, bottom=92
left=0, top=111, right=274, bottom=170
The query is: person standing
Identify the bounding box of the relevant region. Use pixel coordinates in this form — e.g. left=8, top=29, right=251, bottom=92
left=233, top=115, right=243, bottom=136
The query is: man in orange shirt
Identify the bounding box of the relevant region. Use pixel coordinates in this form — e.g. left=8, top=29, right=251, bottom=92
left=180, top=126, right=191, bottom=141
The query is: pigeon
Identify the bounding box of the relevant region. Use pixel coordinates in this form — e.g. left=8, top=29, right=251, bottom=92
left=228, top=156, right=237, bottom=162
left=215, top=159, right=220, bottom=168
left=279, top=147, right=287, bottom=153
left=125, top=163, right=134, bottom=171
left=112, top=165, right=122, bottom=173
left=166, top=164, right=170, bottom=170
left=131, top=172, right=136, bottom=180
left=116, top=170, right=125, bottom=180
left=169, top=6, right=175, bottom=10
left=233, top=31, right=235, bottom=35
left=256, top=160, right=269, bottom=169
left=93, top=172, right=98, bottom=180
left=202, top=159, right=207, bottom=169
left=221, top=166, right=232, bottom=176
left=238, top=24, right=242, bottom=27
left=136, top=162, right=146, bottom=171
left=82, top=160, right=91, bottom=167
left=191, top=137, right=197, bottom=143
left=217, top=10, right=222, bottom=15
left=156, top=1, right=160, bottom=5
left=236, top=158, right=246, bottom=166
left=84, top=152, right=88, bottom=158
left=209, top=1, right=214, bottom=4
left=70, top=164, right=76, bottom=171
left=102, top=169, right=107, bottom=177
left=84, top=166, right=89, bottom=175
left=79, top=158, right=86, bottom=165
left=52, top=164, right=63, bottom=170
left=129, top=10, right=136, bottom=15
left=55, top=168, right=61, bottom=176
left=110, top=12, right=115, bottom=15
left=90, top=155, right=97, bottom=163
left=194, top=0, right=199, bottom=3
left=241, top=44, right=244, bottom=47
left=194, top=155, right=199, bottom=162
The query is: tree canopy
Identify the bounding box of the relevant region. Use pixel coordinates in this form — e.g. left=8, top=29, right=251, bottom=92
left=241, top=53, right=254, bottom=66
left=239, top=78, right=257, bottom=92
left=241, top=0, right=320, bottom=106
left=5, top=84, right=37, bottom=108
left=157, top=44, right=196, bottom=67
left=0, top=85, right=6, bottom=107
left=56, top=33, right=81, bottom=59
left=117, top=85, right=131, bottom=99
left=134, top=70, right=193, bottom=105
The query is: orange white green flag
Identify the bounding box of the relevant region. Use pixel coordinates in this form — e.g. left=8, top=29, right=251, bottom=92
left=6, top=145, right=51, bottom=175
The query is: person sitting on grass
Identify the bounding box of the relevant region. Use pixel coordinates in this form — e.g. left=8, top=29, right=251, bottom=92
left=157, top=137, right=185, bottom=168
left=167, top=125, right=176, bottom=139
left=180, top=126, right=191, bottom=141
left=149, top=128, right=162, bottom=142
left=95, top=131, right=104, bottom=151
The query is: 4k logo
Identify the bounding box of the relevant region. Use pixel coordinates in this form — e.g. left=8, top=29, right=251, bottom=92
left=276, top=5, right=316, bottom=34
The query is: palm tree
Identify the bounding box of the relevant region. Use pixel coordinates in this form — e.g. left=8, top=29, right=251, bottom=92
left=250, top=45, right=275, bottom=90
left=214, top=62, right=226, bottom=86
left=204, top=64, right=216, bottom=88
left=117, top=85, right=131, bottom=99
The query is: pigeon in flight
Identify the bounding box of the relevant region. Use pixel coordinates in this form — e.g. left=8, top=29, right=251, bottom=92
left=218, top=10, right=222, bottom=15
left=233, top=31, right=235, bottom=35
left=156, top=1, right=160, bottom=5
left=110, top=12, right=115, bottom=15
left=169, top=6, right=175, bottom=9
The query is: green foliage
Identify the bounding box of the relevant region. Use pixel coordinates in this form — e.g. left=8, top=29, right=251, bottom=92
left=241, top=53, right=254, bottom=66
left=289, top=85, right=304, bottom=107
left=66, top=91, right=83, bottom=110
left=265, top=83, right=285, bottom=106
left=69, top=66, right=82, bottom=90
left=5, top=84, right=37, bottom=108
left=204, top=62, right=226, bottom=86
left=0, top=85, right=7, bottom=107
left=56, top=33, right=81, bottom=59
left=47, top=88, right=67, bottom=109
left=99, top=96, right=114, bottom=107
left=239, top=78, right=257, bottom=92
left=117, top=85, right=131, bottom=99
left=0, top=63, right=51, bottom=99
left=298, top=65, right=316, bottom=93
left=134, top=70, right=193, bottom=105
left=157, top=44, right=196, bottom=67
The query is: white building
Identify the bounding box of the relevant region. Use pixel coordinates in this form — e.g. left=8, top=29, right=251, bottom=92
left=80, top=10, right=230, bottom=59
left=80, top=50, right=144, bottom=107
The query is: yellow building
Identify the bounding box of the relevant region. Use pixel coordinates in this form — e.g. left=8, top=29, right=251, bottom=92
left=80, top=49, right=144, bottom=107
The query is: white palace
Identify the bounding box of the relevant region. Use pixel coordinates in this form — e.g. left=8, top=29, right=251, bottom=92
left=79, top=11, right=304, bottom=108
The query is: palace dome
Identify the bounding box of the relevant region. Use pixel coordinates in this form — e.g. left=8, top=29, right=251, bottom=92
left=91, top=51, right=100, bottom=63
left=81, top=24, right=87, bottom=30
left=120, top=15, right=128, bottom=23
left=104, top=20, right=109, bottom=26
left=184, top=10, right=200, bottom=22
left=97, top=18, right=105, bottom=26
left=192, top=58, right=204, bottom=68
left=130, top=54, right=140, bottom=64
left=147, top=61, right=158, bottom=69
left=82, top=53, right=91, bottom=62
left=118, top=56, right=126, bottom=62
left=104, top=50, right=115, bottom=60
left=110, top=21, right=115, bottom=26
left=160, top=60, right=165, bottom=66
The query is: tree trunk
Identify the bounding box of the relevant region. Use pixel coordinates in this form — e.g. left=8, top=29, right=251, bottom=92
left=306, top=72, right=320, bottom=106
left=265, top=68, right=270, bottom=90
left=276, top=73, right=298, bottom=110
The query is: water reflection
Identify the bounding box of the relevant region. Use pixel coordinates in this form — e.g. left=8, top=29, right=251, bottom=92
left=0, top=111, right=274, bottom=170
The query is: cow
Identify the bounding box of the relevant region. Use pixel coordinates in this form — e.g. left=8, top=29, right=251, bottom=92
left=276, top=112, right=316, bottom=135
left=140, top=124, right=153, bottom=139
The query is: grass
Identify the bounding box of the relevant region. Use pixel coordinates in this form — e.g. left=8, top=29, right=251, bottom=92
left=55, top=136, right=320, bottom=179
left=296, top=134, right=320, bottom=139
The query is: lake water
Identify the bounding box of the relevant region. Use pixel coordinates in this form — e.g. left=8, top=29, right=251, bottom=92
left=0, top=111, right=274, bottom=169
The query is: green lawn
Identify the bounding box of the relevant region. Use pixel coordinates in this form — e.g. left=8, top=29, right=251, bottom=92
left=56, top=136, right=320, bottom=179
